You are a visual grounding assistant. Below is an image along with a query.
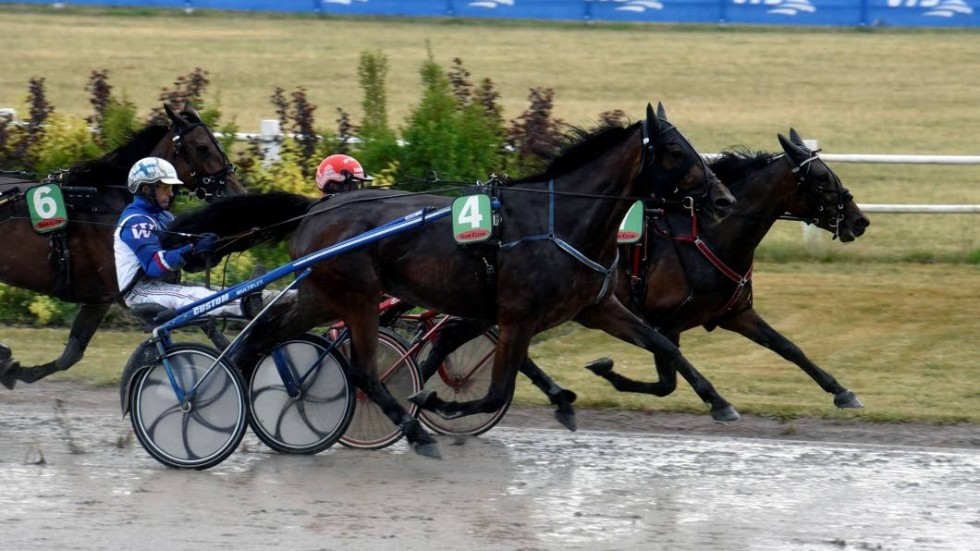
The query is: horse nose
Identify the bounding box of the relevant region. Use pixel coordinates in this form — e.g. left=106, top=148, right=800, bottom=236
left=852, top=214, right=870, bottom=237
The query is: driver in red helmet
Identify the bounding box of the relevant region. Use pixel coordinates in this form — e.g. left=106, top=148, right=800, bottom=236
left=315, top=154, right=374, bottom=195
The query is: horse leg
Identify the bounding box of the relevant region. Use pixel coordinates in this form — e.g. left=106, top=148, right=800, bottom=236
left=1, top=303, right=111, bottom=389
left=0, top=342, right=15, bottom=390
left=415, top=319, right=577, bottom=431
left=409, top=322, right=530, bottom=420
left=719, top=308, right=863, bottom=409
left=344, top=309, right=440, bottom=458
left=519, top=357, right=578, bottom=431
left=578, top=299, right=740, bottom=423
left=415, top=318, right=494, bottom=382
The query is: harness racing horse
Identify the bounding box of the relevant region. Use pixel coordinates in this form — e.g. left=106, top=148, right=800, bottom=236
left=167, top=103, right=735, bottom=457
left=0, top=103, right=242, bottom=390
left=424, top=129, right=870, bottom=430
left=582, top=129, right=870, bottom=407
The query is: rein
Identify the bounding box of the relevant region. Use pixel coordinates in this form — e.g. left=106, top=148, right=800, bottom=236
left=499, top=179, right=619, bottom=305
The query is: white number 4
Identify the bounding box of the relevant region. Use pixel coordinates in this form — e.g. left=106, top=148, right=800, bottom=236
left=457, top=195, right=484, bottom=228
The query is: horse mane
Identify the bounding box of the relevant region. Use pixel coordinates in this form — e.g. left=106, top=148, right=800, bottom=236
left=514, top=121, right=636, bottom=184
left=708, top=147, right=779, bottom=189
left=61, top=125, right=169, bottom=187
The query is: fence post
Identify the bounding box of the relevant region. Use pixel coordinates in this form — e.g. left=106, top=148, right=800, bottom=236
left=260, top=119, right=281, bottom=167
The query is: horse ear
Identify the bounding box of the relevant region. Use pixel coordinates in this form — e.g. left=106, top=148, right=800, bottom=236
left=656, top=102, right=667, bottom=121
left=645, top=103, right=661, bottom=135
left=182, top=102, right=201, bottom=120
left=164, top=103, right=186, bottom=126
left=778, top=133, right=808, bottom=162
left=789, top=128, right=807, bottom=148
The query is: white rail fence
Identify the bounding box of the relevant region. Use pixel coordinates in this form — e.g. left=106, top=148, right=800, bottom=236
left=2, top=111, right=977, bottom=214
left=233, top=119, right=980, bottom=216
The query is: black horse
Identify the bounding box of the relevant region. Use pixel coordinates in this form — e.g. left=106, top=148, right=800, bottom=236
left=0, top=103, right=242, bottom=389
left=418, top=129, right=870, bottom=430
left=168, top=103, right=735, bottom=457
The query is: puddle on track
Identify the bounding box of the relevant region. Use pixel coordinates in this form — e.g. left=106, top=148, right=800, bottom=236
left=1, top=384, right=977, bottom=550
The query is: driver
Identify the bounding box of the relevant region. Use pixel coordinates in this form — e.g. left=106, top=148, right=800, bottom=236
left=113, top=156, right=245, bottom=317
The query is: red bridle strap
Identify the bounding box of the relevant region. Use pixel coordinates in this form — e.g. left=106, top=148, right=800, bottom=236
left=671, top=210, right=753, bottom=316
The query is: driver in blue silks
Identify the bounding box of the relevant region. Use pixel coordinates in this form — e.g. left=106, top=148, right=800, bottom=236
left=113, top=156, right=245, bottom=317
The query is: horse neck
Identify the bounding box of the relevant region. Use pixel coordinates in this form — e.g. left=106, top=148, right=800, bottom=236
left=59, top=124, right=175, bottom=211
left=149, top=131, right=179, bottom=168
left=547, top=132, right=643, bottom=258
left=702, top=156, right=798, bottom=256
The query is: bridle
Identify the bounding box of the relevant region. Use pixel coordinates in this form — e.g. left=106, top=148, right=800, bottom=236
left=170, top=122, right=236, bottom=200
left=640, top=118, right=724, bottom=214
left=780, top=150, right=853, bottom=240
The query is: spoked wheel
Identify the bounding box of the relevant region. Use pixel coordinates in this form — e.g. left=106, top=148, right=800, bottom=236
left=337, top=327, right=422, bottom=450
left=129, top=343, right=247, bottom=470
left=417, top=328, right=509, bottom=436
left=248, top=334, right=355, bottom=454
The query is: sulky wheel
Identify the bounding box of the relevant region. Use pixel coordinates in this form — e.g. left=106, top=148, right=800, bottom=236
left=417, top=328, right=510, bottom=436
left=129, top=343, right=247, bottom=470
left=248, top=334, right=355, bottom=455
left=338, top=327, right=422, bottom=450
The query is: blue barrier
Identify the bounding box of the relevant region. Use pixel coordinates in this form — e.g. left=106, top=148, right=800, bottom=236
left=6, top=0, right=977, bottom=27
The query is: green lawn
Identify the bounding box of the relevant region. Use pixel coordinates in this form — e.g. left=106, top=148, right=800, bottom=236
left=4, top=261, right=977, bottom=424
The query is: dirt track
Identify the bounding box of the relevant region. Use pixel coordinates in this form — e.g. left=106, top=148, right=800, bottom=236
left=1, top=381, right=978, bottom=551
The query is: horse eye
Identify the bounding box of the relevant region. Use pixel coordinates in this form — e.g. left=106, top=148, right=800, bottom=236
left=665, top=145, right=684, bottom=159
left=196, top=145, right=211, bottom=156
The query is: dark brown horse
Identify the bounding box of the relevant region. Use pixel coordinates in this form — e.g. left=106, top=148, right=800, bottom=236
left=420, top=129, right=870, bottom=429
left=0, top=103, right=242, bottom=389
left=584, top=129, right=869, bottom=407
left=168, top=103, right=735, bottom=457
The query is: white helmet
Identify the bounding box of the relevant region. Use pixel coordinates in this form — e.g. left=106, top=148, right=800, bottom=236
left=127, top=157, right=184, bottom=194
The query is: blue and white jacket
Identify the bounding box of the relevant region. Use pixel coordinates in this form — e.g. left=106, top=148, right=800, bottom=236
left=113, top=197, right=193, bottom=293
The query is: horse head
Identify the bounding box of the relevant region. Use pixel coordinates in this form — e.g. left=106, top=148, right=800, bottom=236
left=778, top=129, right=869, bottom=242
left=159, top=103, right=243, bottom=200
left=643, top=103, right=735, bottom=228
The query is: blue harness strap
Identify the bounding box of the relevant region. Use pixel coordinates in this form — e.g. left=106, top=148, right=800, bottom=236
left=499, top=179, right=619, bottom=304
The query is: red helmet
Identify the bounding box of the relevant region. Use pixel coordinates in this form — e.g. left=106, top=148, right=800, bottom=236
left=315, top=154, right=373, bottom=193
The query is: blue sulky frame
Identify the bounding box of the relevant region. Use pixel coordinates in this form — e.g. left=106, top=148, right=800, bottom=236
left=146, top=205, right=453, bottom=407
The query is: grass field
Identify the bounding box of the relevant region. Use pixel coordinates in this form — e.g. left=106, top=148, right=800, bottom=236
left=5, top=261, right=978, bottom=424
left=1, top=7, right=977, bottom=424
left=1, top=6, right=978, bottom=152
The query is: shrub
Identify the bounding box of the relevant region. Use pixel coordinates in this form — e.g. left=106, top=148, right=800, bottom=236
left=397, top=47, right=506, bottom=186
left=354, top=50, right=400, bottom=177
left=31, top=112, right=102, bottom=175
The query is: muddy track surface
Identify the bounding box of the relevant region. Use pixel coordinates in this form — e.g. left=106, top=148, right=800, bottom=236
left=1, top=380, right=978, bottom=551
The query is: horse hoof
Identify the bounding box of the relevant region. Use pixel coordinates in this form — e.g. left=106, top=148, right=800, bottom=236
left=711, top=405, right=741, bottom=424
left=408, top=389, right=437, bottom=408
left=0, top=369, right=16, bottom=390
left=558, top=389, right=578, bottom=404
left=0, top=356, right=17, bottom=391
left=413, top=441, right=442, bottom=460
left=585, top=358, right=614, bottom=377
left=555, top=409, right=577, bottom=432
left=549, top=388, right=578, bottom=406
left=834, top=390, right=864, bottom=409
left=0, top=343, right=11, bottom=361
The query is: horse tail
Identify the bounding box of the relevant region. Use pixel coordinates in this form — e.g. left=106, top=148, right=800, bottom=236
left=166, top=191, right=317, bottom=268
